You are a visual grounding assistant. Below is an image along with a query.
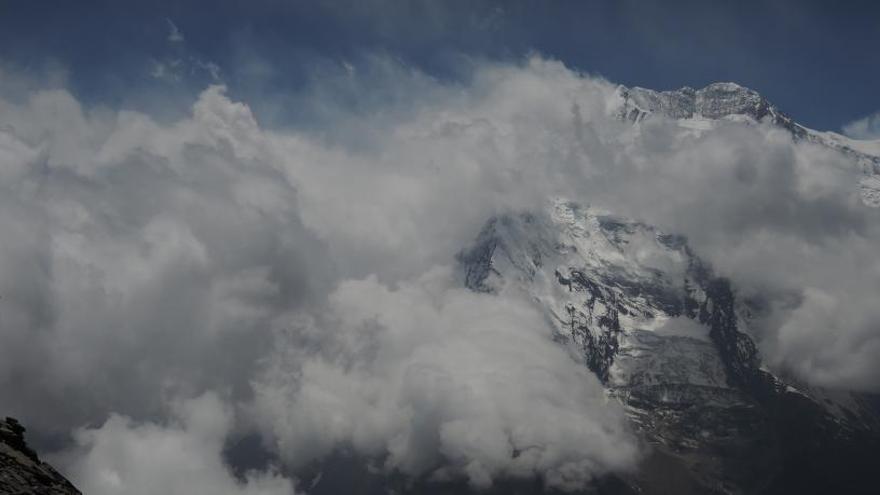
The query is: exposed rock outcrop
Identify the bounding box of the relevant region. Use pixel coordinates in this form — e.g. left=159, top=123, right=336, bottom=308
left=0, top=417, right=80, bottom=495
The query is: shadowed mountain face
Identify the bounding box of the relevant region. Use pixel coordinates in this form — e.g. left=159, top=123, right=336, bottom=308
left=0, top=418, right=80, bottom=495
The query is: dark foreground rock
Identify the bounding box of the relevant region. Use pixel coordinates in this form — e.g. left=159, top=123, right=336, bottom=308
left=0, top=417, right=79, bottom=495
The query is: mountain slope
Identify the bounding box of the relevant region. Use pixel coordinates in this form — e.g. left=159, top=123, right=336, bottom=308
left=458, top=198, right=879, bottom=494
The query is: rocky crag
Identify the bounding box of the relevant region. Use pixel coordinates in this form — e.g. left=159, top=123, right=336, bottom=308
left=0, top=417, right=79, bottom=495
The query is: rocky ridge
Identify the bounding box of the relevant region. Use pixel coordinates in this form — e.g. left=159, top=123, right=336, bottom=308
left=0, top=417, right=79, bottom=494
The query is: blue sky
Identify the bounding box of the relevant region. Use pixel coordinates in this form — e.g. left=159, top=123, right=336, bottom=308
left=1, top=0, right=878, bottom=131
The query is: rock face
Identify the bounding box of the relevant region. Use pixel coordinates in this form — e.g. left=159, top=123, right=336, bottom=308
left=458, top=199, right=880, bottom=494
left=617, top=82, right=803, bottom=136
left=0, top=418, right=80, bottom=495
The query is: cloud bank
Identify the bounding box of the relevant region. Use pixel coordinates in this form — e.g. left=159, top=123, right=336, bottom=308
left=252, top=268, right=637, bottom=490
left=0, top=56, right=878, bottom=492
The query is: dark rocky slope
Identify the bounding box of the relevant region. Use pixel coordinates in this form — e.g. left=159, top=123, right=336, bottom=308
left=0, top=417, right=79, bottom=495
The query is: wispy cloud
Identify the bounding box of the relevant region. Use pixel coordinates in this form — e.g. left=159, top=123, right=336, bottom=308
left=151, top=19, right=221, bottom=83
left=149, top=58, right=182, bottom=81
left=843, top=111, right=880, bottom=140
left=166, top=18, right=185, bottom=43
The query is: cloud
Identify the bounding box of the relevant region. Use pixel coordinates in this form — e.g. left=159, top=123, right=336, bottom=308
left=1, top=54, right=879, bottom=492
left=166, top=19, right=185, bottom=43
left=271, top=57, right=619, bottom=280
left=0, top=62, right=639, bottom=490
left=55, top=393, right=295, bottom=495
left=251, top=267, right=639, bottom=491
left=0, top=84, right=332, bottom=436
left=771, top=287, right=880, bottom=389
left=150, top=58, right=184, bottom=81
left=573, top=117, right=880, bottom=392
left=843, top=111, right=880, bottom=140
left=248, top=57, right=880, bottom=393
left=151, top=19, right=220, bottom=83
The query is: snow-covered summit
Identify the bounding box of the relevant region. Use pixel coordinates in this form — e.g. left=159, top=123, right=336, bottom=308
left=615, top=82, right=880, bottom=207
left=616, top=82, right=798, bottom=130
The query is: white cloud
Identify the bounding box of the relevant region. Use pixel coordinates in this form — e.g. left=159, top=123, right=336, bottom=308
left=252, top=58, right=880, bottom=394
left=251, top=267, right=639, bottom=491
left=0, top=83, right=331, bottom=434
left=0, top=70, right=639, bottom=489
left=842, top=111, right=880, bottom=140
left=769, top=283, right=880, bottom=390
left=56, top=393, right=295, bottom=495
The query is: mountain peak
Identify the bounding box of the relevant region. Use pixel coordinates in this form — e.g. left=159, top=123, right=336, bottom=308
left=458, top=199, right=880, bottom=493
left=616, top=81, right=794, bottom=129
left=615, top=81, right=880, bottom=207
left=703, top=81, right=750, bottom=92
